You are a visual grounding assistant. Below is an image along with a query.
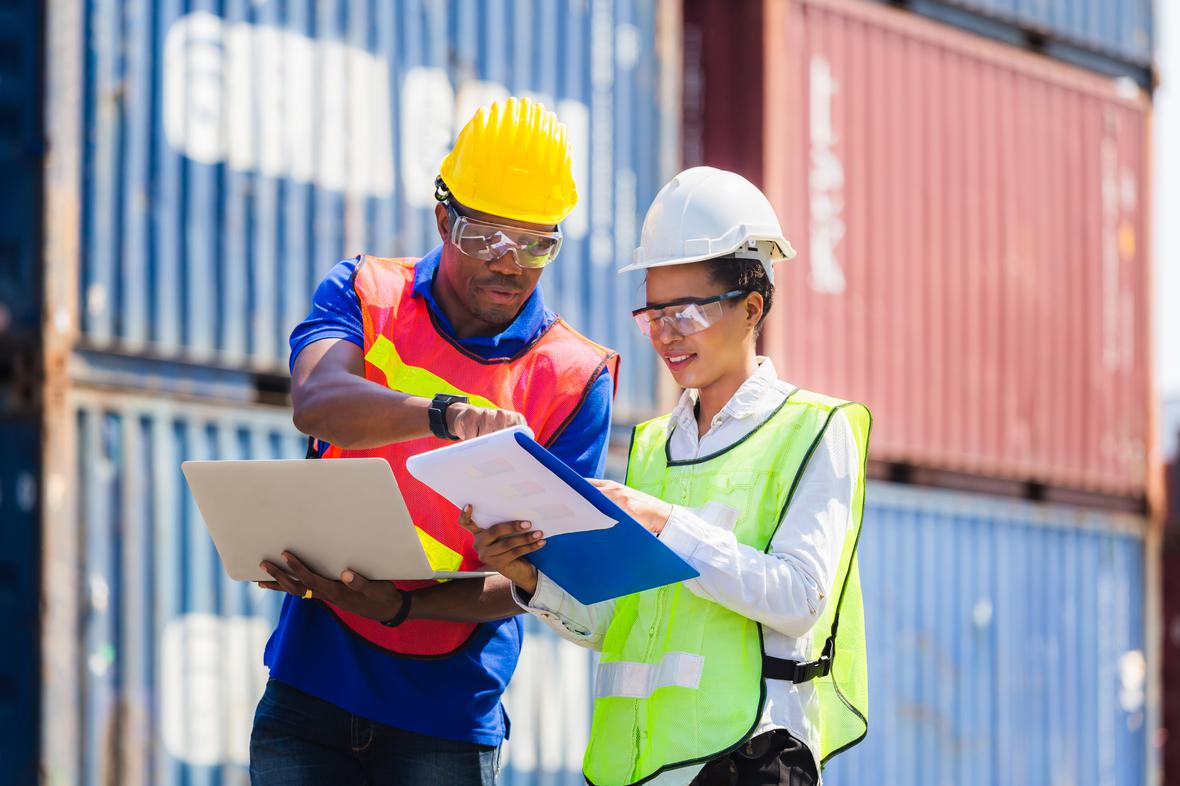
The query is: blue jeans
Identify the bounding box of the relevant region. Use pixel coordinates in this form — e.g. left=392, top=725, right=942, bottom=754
left=250, top=678, right=499, bottom=785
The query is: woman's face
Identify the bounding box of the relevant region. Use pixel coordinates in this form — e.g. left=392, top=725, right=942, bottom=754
left=641, top=261, right=762, bottom=391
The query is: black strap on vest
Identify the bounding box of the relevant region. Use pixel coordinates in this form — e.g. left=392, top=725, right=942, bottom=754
left=763, top=636, right=834, bottom=684
left=305, top=437, right=321, bottom=460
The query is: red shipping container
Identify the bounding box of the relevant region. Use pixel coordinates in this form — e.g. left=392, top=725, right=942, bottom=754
left=685, top=0, right=1152, bottom=497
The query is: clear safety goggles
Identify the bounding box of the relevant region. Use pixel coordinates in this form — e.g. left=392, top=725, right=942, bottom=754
left=632, top=290, right=749, bottom=337
left=448, top=206, right=564, bottom=269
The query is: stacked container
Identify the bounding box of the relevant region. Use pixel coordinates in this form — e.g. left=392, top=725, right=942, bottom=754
left=12, top=1, right=681, bottom=784
left=681, top=0, right=1156, bottom=782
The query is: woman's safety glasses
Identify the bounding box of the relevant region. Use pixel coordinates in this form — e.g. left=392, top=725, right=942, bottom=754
left=631, top=290, right=749, bottom=337
left=448, top=206, right=563, bottom=269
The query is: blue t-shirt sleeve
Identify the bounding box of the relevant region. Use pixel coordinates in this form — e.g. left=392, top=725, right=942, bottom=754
left=288, top=258, right=365, bottom=373
left=547, top=367, right=614, bottom=479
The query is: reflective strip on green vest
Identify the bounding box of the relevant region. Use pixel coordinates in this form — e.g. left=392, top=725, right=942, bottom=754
left=582, top=389, right=871, bottom=786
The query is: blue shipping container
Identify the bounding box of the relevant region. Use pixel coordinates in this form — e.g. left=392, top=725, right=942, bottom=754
left=825, top=484, right=1151, bottom=786
left=34, top=404, right=1154, bottom=786
left=893, top=0, right=1153, bottom=83
left=0, top=1, right=43, bottom=344
left=35, top=391, right=599, bottom=786
left=42, top=0, right=677, bottom=422
left=0, top=415, right=40, bottom=786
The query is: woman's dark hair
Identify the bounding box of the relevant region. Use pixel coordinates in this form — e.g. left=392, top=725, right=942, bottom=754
left=705, top=255, right=774, bottom=334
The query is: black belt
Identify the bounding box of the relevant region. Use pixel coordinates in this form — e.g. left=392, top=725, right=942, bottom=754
left=763, top=636, right=834, bottom=684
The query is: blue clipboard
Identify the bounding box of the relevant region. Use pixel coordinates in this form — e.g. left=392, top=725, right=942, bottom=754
left=510, top=432, right=698, bottom=604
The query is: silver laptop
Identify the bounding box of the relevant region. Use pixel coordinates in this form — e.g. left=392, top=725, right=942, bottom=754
left=182, top=457, right=491, bottom=583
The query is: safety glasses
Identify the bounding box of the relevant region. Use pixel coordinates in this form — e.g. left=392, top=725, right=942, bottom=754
left=448, top=206, right=564, bottom=269
left=631, top=290, right=748, bottom=337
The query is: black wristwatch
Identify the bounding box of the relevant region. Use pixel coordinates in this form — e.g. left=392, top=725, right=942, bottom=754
left=428, top=393, right=468, bottom=441
left=380, top=588, right=413, bottom=628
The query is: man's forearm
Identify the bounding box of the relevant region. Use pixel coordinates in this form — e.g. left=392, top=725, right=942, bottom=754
left=409, top=574, right=523, bottom=622
left=294, top=371, right=432, bottom=449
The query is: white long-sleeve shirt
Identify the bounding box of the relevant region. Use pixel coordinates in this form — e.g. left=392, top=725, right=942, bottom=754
left=514, top=358, right=859, bottom=784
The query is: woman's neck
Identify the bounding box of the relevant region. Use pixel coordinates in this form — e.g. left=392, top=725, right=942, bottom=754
left=695, top=352, right=760, bottom=435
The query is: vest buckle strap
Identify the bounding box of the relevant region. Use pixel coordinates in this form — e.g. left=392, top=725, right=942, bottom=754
left=763, top=636, right=835, bottom=684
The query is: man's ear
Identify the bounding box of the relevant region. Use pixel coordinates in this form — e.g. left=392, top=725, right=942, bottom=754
left=434, top=203, right=450, bottom=242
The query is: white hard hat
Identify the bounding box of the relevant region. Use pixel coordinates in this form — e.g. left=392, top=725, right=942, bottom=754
left=620, top=166, right=796, bottom=283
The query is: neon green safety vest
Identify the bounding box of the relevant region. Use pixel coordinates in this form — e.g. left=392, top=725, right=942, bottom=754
left=583, top=389, right=872, bottom=786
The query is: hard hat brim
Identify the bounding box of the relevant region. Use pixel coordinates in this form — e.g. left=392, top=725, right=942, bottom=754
left=618, top=236, right=797, bottom=276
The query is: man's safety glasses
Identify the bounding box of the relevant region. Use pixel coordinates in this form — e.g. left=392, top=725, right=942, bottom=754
left=448, top=206, right=563, bottom=269
left=631, top=290, right=749, bottom=337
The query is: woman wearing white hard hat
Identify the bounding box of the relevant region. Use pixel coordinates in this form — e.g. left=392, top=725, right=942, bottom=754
left=467, top=167, right=872, bottom=786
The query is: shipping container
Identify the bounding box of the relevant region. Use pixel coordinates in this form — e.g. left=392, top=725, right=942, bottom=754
left=29, top=414, right=1156, bottom=786
left=31, top=389, right=600, bottom=786
left=882, top=0, right=1153, bottom=86
left=39, top=0, right=680, bottom=423
left=38, top=392, right=305, bottom=786
left=686, top=0, right=1153, bottom=497
left=827, top=483, right=1152, bottom=786
left=0, top=1, right=43, bottom=346
left=0, top=414, right=40, bottom=786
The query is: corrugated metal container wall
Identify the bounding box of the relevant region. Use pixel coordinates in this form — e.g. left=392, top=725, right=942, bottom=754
left=40, top=393, right=305, bottom=786
left=827, top=484, right=1149, bottom=786
left=748, top=0, right=1150, bottom=495
left=55, top=0, right=675, bottom=422
left=892, top=0, right=1153, bottom=77
left=38, top=391, right=596, bottom=786
left=0, top=415, right=40, bottom=786
left=0, top=1, right=42, bottom=344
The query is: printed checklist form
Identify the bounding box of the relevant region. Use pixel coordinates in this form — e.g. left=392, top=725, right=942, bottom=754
left=406, top=426, right=698, bottom=604
left=407, top=426, right=616, bottom=538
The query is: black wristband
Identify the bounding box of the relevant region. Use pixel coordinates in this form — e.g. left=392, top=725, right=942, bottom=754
left=428, top=394, right=467, bottom=441
left=380, top=588, right=413, bottom=628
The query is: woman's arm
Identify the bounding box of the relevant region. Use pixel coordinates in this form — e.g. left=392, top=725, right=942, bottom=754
left=512, top=573, right=616, bottom=650
left=658, top=411, right=859, bottom=638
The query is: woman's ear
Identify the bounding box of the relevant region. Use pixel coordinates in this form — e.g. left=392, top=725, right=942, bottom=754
left=745, top=291, right=765, bottom=329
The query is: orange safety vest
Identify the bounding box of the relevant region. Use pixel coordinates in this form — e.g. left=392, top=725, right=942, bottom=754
left=322, top=255, right=619, bottom=657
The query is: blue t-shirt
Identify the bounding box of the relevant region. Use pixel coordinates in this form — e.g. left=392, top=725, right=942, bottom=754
left=266, top=247, right=613, bottom=745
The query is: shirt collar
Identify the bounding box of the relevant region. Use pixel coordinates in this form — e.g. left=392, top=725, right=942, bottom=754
left=671, top=357, right=784, bottom=433
left=412, top=245, right=552, bottom=350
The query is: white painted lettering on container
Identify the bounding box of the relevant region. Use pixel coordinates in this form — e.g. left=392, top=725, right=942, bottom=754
left=558, top=99, right=591, bottom=240
left=161, top=613, right=271, bottom=766
left=163, top=12, right=394, bottom=197
left=808, top=56, right=846, bottom=295
left=401, top=67, right=456, bottom=208
left=1099, top=116, right=1136, bottom=374
left=165, top=12, right=596, bottom=225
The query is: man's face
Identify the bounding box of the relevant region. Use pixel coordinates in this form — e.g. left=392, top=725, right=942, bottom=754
left=433, top=202, right=554, bottom=328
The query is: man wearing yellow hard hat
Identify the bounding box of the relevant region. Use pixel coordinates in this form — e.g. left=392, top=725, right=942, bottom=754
left=249, top=97, right=618, bottom=785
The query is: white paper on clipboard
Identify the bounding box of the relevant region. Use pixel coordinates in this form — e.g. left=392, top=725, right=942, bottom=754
left=405, top=426, right=617, bottom=538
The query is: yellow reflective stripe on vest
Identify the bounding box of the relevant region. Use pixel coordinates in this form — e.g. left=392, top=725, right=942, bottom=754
left=595, top=652, right=705, bottom=699
left=414, top=524, right=463, bottom=573
left=365, top=334, right=499, bottom=409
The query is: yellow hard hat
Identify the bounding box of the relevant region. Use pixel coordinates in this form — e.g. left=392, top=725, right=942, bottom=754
left=438, top=96, right=577, bottom=226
